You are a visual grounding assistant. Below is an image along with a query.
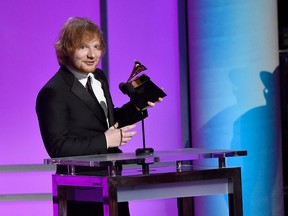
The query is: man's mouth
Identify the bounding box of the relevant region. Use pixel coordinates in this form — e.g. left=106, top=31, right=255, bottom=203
left=84, top=61, right=95, bottom=66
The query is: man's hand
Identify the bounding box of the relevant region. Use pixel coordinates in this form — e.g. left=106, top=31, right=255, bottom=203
left=136, top=97, right=164, bottom=111
left=139, top=87, right=164, bottom=110
left=104, top=123, right=137, bottom=148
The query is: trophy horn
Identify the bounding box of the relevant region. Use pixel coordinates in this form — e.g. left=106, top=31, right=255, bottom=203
left=127, top=60, right=147, bottom=81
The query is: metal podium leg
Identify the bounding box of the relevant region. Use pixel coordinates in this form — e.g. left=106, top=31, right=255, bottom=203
left=228, top=168, right=243, bottom=216
left=58, top=186, right=68, bottom=216
left=177, top=197, right=194, bottom=216
left=52, top=176, right=59, bottom=216
left=103, top=179, right=118, bottom=216
left=52, top=175, right=68, bottom=216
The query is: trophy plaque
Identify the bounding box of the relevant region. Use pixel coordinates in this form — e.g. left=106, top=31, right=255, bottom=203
left=119, top=60, right=166, bottom=155
left=122, top=60, right=167, bottom=110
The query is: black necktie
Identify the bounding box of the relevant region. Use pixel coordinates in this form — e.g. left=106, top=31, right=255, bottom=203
left=86, top=76, right=97, bottom=100
left=86, top=76, right=108, bottom=118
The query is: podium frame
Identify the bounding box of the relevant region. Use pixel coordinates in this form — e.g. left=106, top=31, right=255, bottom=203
left=46, top=148, right=247, bottom=216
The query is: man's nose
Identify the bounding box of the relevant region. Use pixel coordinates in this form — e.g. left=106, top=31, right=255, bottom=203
left=87, top=48, right=96, bottom=58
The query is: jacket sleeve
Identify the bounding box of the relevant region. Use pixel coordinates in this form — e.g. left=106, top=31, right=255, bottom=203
left=114, top=102, right=148, bottom=128
left=36, top=86, right=108, bottom=158
left=95, top=68, right=148, bottom=128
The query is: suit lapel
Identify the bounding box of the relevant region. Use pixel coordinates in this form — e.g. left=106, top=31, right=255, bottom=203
left=93, top=71, right=115, bottom=126
left=59, top=67, right=108, bottom=127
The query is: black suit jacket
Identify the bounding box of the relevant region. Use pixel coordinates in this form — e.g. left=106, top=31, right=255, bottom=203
left=36, top=66, right=147, bottom=158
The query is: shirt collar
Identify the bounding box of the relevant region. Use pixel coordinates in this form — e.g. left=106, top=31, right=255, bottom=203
left=66, top=65, right=93, bottom=87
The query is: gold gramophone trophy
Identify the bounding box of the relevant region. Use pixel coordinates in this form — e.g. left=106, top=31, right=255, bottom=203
left=119, top=60, right=167, bottom=155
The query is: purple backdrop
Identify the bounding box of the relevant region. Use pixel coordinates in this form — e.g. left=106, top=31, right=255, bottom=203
left=0, top=0, right=102, bottom=165
left=106, top=0, right=182, bottom=153
left=106, top=2, right=181, bottom=215
left=0, top=0, right=182, bottom=215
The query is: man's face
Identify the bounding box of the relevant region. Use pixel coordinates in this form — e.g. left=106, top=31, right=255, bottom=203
left=69, top=38, right=102, bottom=74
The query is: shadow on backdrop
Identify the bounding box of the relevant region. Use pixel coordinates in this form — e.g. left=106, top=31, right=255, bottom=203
left=194, top=66, right=282, bottom=216
left=231, top=66, right=281, bottom=216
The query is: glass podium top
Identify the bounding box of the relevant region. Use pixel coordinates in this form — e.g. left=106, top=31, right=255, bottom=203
left=44, top=148, right=247, bottom=168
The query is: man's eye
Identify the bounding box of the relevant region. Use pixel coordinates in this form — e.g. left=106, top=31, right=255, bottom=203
left=95, top=45, right=101, bottom=50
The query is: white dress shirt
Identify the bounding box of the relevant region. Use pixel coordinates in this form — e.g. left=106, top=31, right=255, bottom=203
left=67, top=65, right=109, bottom=127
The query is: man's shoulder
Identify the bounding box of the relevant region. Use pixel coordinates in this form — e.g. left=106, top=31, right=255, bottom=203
left=94, top=68, right=108, bottom=83
left=44, top=67, right=73, bottom=87
left=37, top=68, right=71, bottom=98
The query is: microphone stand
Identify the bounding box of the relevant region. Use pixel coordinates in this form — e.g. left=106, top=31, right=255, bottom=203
left=135, top=110, right=154, bottom=156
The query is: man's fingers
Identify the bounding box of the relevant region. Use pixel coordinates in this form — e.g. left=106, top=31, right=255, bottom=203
left=123, top=131, right=137, bottom=137
left=113, top=122, right=119, bottom=129
left=147, top=101, right=155, bottom=107
left=121, top=124, right=136, bottom=132
left=120, top=125, right=137, bottom=141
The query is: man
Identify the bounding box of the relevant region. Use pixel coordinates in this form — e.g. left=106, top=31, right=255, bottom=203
left=36, top=17, right=160, bottom=216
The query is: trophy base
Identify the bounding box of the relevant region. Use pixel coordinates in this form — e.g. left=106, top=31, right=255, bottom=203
left=135, top=148, right=154, bottom=156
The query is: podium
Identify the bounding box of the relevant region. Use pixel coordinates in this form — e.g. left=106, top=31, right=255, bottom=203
left=45, top=148, right=247, bottom=216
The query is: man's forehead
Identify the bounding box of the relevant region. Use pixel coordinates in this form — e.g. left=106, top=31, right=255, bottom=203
left=81, top=37, right=100, bottom=44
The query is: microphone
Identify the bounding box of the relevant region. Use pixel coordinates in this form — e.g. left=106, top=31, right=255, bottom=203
left=119, top=82, right=135, bottom=97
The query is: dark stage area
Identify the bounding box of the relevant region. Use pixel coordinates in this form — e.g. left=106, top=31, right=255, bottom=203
left=278, top=0, right=288, bottom=215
